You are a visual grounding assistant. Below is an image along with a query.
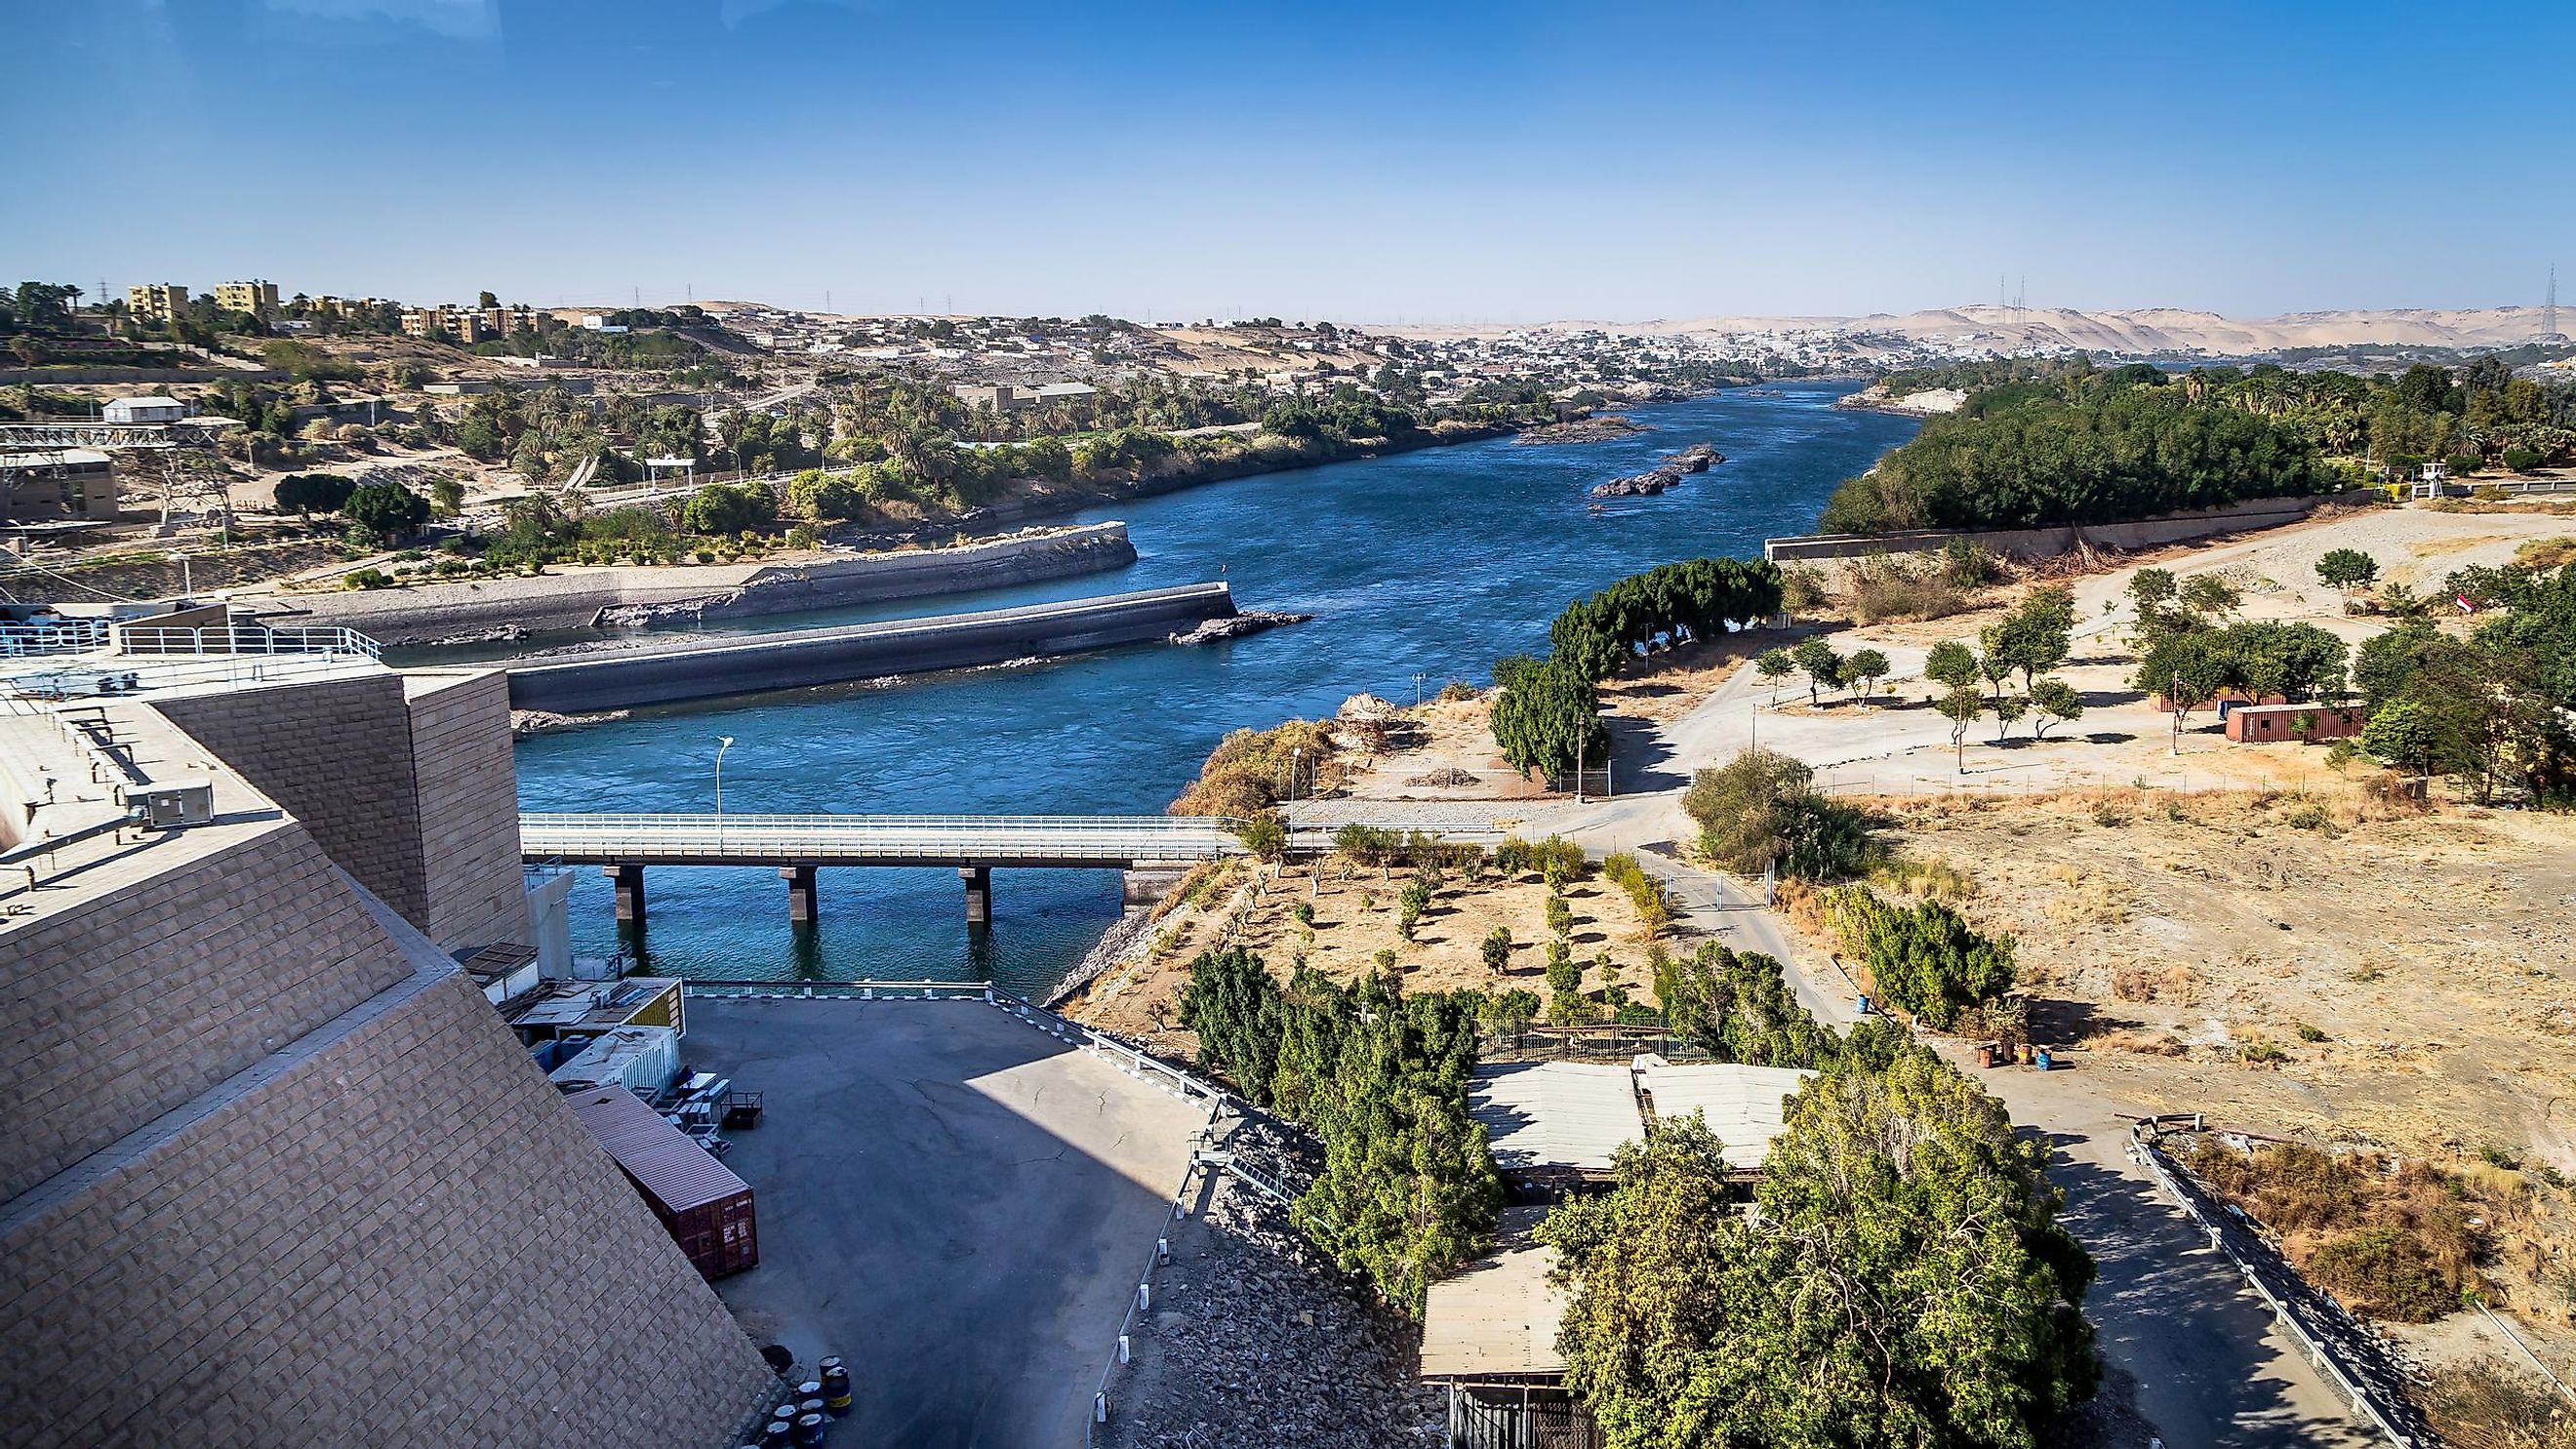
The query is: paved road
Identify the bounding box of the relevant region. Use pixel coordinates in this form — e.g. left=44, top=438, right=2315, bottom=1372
left=1378, top=644, right=2393, bottom=1446
left=689, top=996, right=1210, bottom=1449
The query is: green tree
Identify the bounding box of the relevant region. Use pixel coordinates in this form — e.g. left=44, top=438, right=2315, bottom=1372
left=1843, top=647, right=1890, bottom=703
left=2359, top=699, right=2444, bottom=778
left=1180, top=956, right=1500, bottom=1313
left=1754, top=647, right=1795, bottom=703
left=1541, top=1046, right=2097, bottom=1449
left=2028, top=678, right=2084, bottom=740
left=1925, top=638, right=1982, bottom=693
left=427, top=477, right=464, bottom=519
left=1828, top=888, right=2016, bottom=1028
left=272, top=471, right=354, bottom=520
left=1790, top=636, right=1841, bottom=707
left=2180, top=573, right=2241, bottom=622
left=677, top=480, right=778, bottom=535
left=1490, top=656, right=1608, bottom=782
left=1232, top=811, right=1289, bottom=862
left=1481, top=925, right=1513, bottom=976
left=2315, top=547, right=2379, bottom=597
left=1992, top=692, right=2027, bottom=744
left=1982, top=585, right=2076, bottom=691
left=1939, top=684, right=1987, bottom=748
left=1545, top=940, right=1581, bottom=994
left=340, top=481, right=429, bottom=542
left=1683, top=747, right=1882, bottom=881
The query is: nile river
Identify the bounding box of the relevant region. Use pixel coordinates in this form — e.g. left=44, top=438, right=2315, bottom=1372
left=512, top=382, right=1917, bottom=994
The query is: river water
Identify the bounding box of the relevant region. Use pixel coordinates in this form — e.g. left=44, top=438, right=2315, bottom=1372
left=511, top=382, right=1917, bottom=994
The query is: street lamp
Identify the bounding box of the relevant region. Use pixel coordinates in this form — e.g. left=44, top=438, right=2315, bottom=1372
left=713, top=736, right=736, bottom=850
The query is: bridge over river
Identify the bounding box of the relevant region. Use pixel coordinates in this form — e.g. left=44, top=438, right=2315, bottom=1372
left=519, top=812, right=1501, bottom=924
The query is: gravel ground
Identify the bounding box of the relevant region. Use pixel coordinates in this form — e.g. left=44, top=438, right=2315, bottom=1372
left=1101, top=1117, right=1445, bottom=1449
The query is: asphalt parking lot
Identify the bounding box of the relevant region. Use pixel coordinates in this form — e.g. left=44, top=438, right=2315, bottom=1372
left=688, top=996, right=1210, bottom=1448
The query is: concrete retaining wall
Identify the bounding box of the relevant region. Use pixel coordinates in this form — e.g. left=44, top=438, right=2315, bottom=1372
left=243, top=522, right=1139, bottom=645
left=506, top=582, right=1235, bottom=712
left=1764, top=495, right=2335, bottom=563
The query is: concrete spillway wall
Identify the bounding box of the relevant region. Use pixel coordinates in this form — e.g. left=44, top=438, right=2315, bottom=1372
left=1763, top=495, right=2333, bottom=563
left=245, top=523, right=1139, bottom=645
left=506, top=582, right=1235, bottom=712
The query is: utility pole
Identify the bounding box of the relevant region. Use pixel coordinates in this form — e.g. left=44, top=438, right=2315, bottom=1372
left=2170, top=670, right=2184, bottom=757
left=1412, top=672, right=1427, bottom=708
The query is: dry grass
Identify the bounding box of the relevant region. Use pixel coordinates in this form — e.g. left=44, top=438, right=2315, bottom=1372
left=2516, top=536, right=2576, bottom=571
left=2180, top=1137, right=2519, bottom=1321
left=2420, top=1361, right=2576, bottom=1449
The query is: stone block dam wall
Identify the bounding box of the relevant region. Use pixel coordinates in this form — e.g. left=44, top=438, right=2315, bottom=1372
left=246, top=521, right=1140, bottom=645
left=505, top=580, right=1235, bottom=713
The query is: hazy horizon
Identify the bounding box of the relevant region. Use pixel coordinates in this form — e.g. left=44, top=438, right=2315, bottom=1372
left=4, top=0, right=2568, bottom=323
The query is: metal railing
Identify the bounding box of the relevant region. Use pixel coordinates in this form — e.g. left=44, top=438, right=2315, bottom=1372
left=0, top=619, right=112, bottom=657
left=520, top=812, right=1251, bottom=865
left=2129, top=1128, right=2427, bottom=1447
left=115, top=624, right=381, bottom=660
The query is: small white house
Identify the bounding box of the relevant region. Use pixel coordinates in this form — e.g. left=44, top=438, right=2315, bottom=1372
left=101, top=396, right=185, bottom=424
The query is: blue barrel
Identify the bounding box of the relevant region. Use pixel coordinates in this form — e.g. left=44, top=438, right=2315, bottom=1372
left=761, top=1416, right=792, bottom=1449
left=820, top=1358, right=853, bottom=1416
left=793, top=1411, right=827, bottom=1448
left=2034, top=1048, right=2053, bottom=1071
left=1854, top=994, right=1871, bottom=1016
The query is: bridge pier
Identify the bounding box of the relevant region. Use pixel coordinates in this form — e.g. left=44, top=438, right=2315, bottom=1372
left=606, top=863, right=646, bottom=922
left=1123, top=864, right=1196, bottom=910
left=781, top=864, right=820, bottom=924
left=959, top=865, right=991, bottom=925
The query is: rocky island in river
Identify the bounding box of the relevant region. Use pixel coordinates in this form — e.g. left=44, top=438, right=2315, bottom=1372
left=1590, top=441, right=1723, bottom=497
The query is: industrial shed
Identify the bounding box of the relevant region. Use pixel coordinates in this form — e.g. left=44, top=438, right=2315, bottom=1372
left=1636, top=1063, right=1811, bottom=1171
left=1469, top=1062, right=1642, bottom=1182
left=568, top=1087, right=758, bottom=1279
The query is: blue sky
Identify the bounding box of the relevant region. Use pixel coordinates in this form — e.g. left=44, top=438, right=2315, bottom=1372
left=3, top=0, right=2567, bottom=322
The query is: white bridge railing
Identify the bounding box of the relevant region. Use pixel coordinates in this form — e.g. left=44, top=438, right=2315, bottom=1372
left=518, top=812, right=1253, bottom=864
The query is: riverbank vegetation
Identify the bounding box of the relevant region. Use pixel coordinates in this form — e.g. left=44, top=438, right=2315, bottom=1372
left=1179, top=948, right=1501, bottom=1314
left=1540, top=1040, right=2098, bottom=1448
left=1490, top=558, right=1783, bottom=779
left=1822, top=354, right=2576, bottom=535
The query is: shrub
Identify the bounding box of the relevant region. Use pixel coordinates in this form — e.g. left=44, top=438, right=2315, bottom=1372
left=1683, top=747, right=1883, bottom=881
left=1600, top=851, right=1673, bottom=937
left=341, top=567, right=393, bottom=590
left=1824, top=886, right=2015, bottom=1029
left=2308, top=1226, right=2456, bottom=1321
left=1480, top=926, right=1513, bottom=975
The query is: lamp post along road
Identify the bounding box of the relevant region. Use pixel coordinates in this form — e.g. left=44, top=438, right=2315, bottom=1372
left=713, top=736, right=735, bottom=852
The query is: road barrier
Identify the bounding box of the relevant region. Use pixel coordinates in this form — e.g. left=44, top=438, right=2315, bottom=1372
left=2128, top=1125, right=2427, bottom=1447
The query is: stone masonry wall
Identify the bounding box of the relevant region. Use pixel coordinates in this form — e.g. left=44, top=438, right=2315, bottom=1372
left=0, top=825, right=410, bottom=1203
left=156, top=674, right=432, bottom=927
left=403, top=669, right=531, bottom=952
left=0, top=916, right=779, bottom=1448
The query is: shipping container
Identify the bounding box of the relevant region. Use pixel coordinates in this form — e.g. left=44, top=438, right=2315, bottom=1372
left=568, top=1088, right=759, bottom=1278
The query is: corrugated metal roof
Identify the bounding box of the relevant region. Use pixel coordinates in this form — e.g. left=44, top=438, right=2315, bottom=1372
left=1637, top=1064, right=1812, bottom=1169
left=1470, top=1062, right=1643, bottom=1173
left=567, top=1087, right=750, bottom=1214
left=1420, top=1206, right=1565, bottom=1378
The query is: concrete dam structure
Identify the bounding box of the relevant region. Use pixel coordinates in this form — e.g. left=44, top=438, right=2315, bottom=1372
left=246, top=522, right=1140, bottom=645
left=505, top=581, right=1237, bottom=713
